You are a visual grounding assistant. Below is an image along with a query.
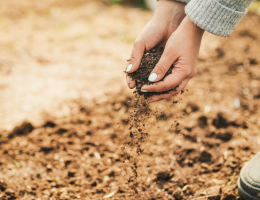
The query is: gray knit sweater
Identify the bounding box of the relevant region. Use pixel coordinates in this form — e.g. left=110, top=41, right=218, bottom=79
left=176, top=0, right=254, bottom=36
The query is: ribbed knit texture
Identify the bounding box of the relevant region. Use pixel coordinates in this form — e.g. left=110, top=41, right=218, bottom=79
left=185, top=0, right=253, bottom=37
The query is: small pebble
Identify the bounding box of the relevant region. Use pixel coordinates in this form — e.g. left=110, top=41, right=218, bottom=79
left=204, top=105, right=211, bottom=113
left=234, top=98, right=240, bottom=108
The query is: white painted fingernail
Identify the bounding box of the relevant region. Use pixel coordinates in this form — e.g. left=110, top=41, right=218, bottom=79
left=141, top=90, right=148, bottom=92
left=126, top=64, right=133, bottom=72
left=148, top=73, right=157, bottom=82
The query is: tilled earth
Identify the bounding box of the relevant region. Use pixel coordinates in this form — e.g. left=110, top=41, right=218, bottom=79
left=1, top=6, right=260, bottom=200
left=1, top=90, right=259, bottom=200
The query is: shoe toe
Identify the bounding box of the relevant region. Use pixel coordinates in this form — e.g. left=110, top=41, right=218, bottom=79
left=238, top=151, right=260, bottom=200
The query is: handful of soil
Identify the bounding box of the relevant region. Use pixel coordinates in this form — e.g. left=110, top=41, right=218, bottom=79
left=128, top=47, right=177, bottom=98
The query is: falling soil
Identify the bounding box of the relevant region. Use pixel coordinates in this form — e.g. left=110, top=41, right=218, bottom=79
left=122, top=93, right=151, bottom=195
left=128, top=47, right=178, bottom=98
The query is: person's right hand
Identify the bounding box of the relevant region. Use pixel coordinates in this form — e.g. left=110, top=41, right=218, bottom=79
left=125, top=0, right=186, bottom=88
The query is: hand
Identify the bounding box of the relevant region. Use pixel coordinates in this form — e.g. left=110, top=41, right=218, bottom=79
left=125, top=0, right=186, bottom=88
left=140, top=17, right=204, bottom=102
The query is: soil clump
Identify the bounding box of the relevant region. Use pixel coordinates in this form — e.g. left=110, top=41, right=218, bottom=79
left=128, top=47, right=178, bottom=98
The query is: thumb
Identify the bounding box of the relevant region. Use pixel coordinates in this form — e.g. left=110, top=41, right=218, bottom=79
left=126, top=38, right=146, bottom=73
left=148, top=46, right=178, bottom=82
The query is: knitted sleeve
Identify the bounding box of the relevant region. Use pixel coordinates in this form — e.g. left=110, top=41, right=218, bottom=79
left=175, top=0, right=190, bottom=3
left=184, top=0, right=254, bottom=37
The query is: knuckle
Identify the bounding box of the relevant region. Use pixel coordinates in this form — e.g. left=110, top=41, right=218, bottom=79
left=146, top=86, right=155, bottom=93
left=149, top=88, right=156, bottom=93
left=165, top=95, right=172, bottom=100
left=130, top=54, right=137, bottom=63
left=165, top=85, right=172, bottom=92
left=177, top=86, right=184, bottom=94
left=170, top=88, right=178, bottom=95
left=150, top=83, right=162, bottom=92
left=163, top=94, right=172, bottom=100
left=154, top=63, right=166, bottom=76
left=130, top=39, right=145, bottom=63
left=153, top=85, right=161, bottom=92
left=158, top=83, right=167, bottom=92
left=184, top=67, right=192, bottom=77
left=190, top=69, right=197, bottom=77
left=170, top=86, right=180, bottom=95
left=134, top=39, right=144, bottom=48
left=169, top=90, right=176, bottom=95
left=157, top=84, right=169, bottom=92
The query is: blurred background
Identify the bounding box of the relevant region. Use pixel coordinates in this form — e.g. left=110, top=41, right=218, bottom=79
left=0, top=0, right=259, bottom=131
left=0, top=0, right=155, bottom=131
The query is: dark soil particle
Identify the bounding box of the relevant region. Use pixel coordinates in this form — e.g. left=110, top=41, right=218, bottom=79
left=43, top=121, right=56, bottom=128
left=128, top=47, right=178, bottom=98
left=8, top=122, right=34, bottom=139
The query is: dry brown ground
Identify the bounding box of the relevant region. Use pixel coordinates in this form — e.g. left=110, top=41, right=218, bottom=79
left=0, top=1, right=260, bottom=200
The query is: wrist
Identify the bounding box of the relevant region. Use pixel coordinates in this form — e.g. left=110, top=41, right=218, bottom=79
left=153, top=0, right=186, bottom=27
left=182, top=16, right=204, bottom=38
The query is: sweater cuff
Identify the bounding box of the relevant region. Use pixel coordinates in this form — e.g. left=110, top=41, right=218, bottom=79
left=175, top=0, right=190, bottom=3
left=185, top=0, right=247, bottom=37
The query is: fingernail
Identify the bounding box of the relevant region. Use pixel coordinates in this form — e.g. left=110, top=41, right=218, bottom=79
left=126, top=64, right=133, bottom=73
left=148, top=73, right=157, bottom=82
left=141, top=90, right=148, bottom=92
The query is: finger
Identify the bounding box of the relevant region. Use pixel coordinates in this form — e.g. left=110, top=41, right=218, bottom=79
left=141, top=67, right=187, bottom=93
left=126, top=74, right=136, bottom=89
left=126, top=39, right=146, bottom=73
left=147, top=41, right=179, bottom=83
left=149, top=79, right=189, bottom=103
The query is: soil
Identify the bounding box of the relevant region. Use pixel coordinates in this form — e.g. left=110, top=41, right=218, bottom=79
left=0, top=1, right=260, bottom=200
left=0, top=89, right=259, bottom=199
left=128, top=47, right=177, bottom=98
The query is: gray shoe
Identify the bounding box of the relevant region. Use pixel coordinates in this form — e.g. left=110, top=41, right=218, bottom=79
left=238, top=150, right=260, bottom=200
